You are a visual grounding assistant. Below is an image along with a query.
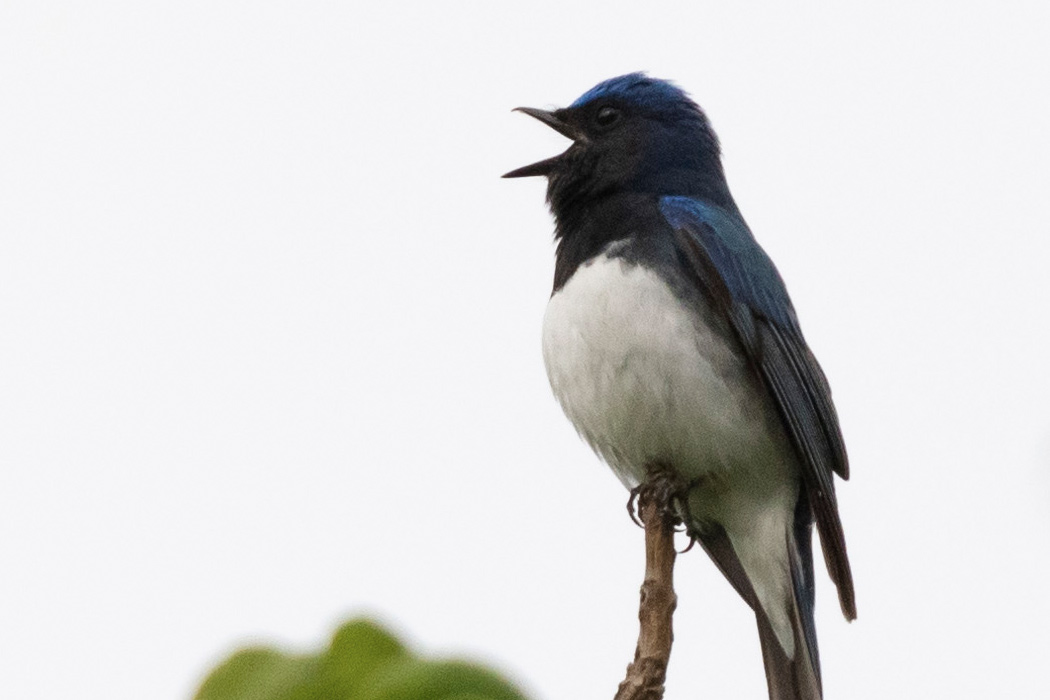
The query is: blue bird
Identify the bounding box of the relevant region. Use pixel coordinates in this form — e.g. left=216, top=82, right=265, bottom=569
left=505, top=74, right=855, bottom=700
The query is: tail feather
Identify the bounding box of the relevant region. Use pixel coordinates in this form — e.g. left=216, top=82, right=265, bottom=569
left=694, top=494, right=825, bottom=700
left=757, top=501, right=822, bottom=700
left=791, top=491, right=821, bottom=681
left=756, top=602, right=821, bottom=700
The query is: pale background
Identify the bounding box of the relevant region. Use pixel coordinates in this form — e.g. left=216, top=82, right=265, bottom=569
left=2, top=2, right=1049, bottom=699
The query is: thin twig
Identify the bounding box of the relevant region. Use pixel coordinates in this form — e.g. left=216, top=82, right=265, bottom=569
left=614, top=467, right=681, bottom=700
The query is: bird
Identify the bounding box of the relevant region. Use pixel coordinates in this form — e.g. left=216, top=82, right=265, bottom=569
left=504, top=73, right=855, bottom=700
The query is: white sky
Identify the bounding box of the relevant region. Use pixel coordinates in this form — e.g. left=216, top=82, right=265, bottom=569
left=2, top=2, right=1049, bottom=699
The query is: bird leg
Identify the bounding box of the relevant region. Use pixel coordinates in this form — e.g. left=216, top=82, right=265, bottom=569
left=626, top=464, right=688, bottom=528
left=615, top=464, right=685, bottom=700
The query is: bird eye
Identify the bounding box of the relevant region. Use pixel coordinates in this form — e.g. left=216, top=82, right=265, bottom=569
left=595, top=106, right=621, bottom=127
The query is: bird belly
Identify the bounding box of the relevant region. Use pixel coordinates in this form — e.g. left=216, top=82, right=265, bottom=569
left=542, top=252, right=793, bottom=509
left=542, top=251, right=803, bottom=652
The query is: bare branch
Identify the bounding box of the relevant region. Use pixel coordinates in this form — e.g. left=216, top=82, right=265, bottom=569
left=614, top=467, right=682, bottom=700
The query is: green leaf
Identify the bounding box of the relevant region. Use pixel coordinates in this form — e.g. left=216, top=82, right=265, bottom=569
left=192, top=618, right=529, bottom=700
left=194, top=649, right=319, bottom=700
left=313, top=619, right=408, bottom=700
left=357, top=658, right=528, bottom=700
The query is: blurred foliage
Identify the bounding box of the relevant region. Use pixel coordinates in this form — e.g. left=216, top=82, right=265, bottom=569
left=193, top=618, right=530, bottom=700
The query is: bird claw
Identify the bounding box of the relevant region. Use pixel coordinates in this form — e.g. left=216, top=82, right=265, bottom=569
left=627, top=487, right=644, bottom=528
left=678, top=532, right=700, bottom=554
left=625, top=465, right=687, bottom=529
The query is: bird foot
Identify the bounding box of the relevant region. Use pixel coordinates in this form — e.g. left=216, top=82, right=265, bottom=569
left=626, top=465, right=689, bottom=529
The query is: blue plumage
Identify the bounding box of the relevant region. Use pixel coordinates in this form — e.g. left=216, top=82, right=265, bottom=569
left=506, top=74, right=854, bottom=700
left=570, top=72, right=690, bottom=110
left=659, top=195, right=799, bottom=330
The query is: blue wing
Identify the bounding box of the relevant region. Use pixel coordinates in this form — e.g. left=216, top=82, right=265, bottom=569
left=660, top=195, right=856, bottom=620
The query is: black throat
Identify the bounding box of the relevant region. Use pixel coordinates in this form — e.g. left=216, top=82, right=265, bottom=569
left=548, top=175, right=737, bottom=294
left=549, top=193, right=671, bottom=293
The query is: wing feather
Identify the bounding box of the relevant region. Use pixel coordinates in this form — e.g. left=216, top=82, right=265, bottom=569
left=660, top=196, right=856, bottom=619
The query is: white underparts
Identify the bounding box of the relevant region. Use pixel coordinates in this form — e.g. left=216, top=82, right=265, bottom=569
left=542, top=251, right=801, bottom=655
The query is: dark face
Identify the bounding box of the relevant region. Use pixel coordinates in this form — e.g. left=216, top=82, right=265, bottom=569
left=546, top=100, right=650, bottom=207
left=505, top=77, right=722, bottom=216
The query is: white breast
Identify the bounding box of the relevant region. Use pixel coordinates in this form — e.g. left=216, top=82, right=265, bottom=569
left=542, top=251, right=803, bottom=653
left=542, top=252, right=787, bottom=492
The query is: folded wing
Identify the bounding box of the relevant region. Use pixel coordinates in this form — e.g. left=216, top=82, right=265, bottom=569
left=659, top=195, right=856, bottom=620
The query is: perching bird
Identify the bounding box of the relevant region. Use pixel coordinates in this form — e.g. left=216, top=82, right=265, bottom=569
left=505, top=74, right=855, bottom=700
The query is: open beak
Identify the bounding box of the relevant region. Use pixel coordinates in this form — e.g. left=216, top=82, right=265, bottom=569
left=503, top=107, right=580, bottom=178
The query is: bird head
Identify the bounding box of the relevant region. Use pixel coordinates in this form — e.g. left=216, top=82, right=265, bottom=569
left=504, top=73, right=728, bottom=216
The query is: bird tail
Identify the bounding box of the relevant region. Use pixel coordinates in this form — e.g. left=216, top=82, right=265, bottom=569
left=756, top=513, right=822, bottom=700
left=756, top=602, right=821, bottom=700
left=693, top=488, right=826, bottom=700
left=695, top=499, right=824, bottom=699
